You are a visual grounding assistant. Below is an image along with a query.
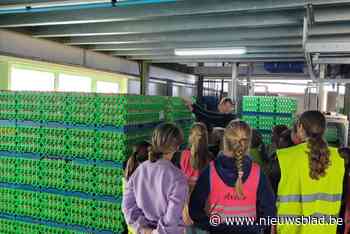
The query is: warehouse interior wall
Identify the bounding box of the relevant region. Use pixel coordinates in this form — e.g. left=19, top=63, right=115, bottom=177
left=0, top=61, right=9, bottom=90
left=0, top=55, right=131, bottom=93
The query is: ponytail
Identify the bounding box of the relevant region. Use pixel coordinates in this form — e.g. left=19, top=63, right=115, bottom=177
left=299, top=111, right=330, bottom=180
left=125, top=151, right=139, bottom=181
left=149, top=146, right=163, bottom=163
left=307, top=134, right=331, bottom=180
left=189, top=123, right=210, bottom=171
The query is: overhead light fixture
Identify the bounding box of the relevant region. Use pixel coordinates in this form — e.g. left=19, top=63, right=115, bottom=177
left=174, top=47, right=247, bottom=56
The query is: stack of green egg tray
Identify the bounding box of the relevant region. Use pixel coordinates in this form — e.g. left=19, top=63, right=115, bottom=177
left=0, top=91, right=179, bottom=234
left=242, top=96, right=297, bottom=145
left=325, top=126, right=338, bottom=143
left=165, top=97, right=194, bottom=142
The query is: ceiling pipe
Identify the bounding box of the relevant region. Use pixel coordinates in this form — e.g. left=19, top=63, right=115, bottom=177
left=0, top=0, right=175, bottom=14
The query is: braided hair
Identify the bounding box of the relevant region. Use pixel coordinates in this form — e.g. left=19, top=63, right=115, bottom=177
left=223, top=120, right=251, bottom=200
left=299, top=111, right=330, bottom=180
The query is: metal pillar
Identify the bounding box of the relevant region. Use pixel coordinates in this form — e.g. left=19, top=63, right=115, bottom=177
left=231, top=63, right=239, bottom=105
left=247, top=63, right=255, bottom=96
left=140, top=61, right=149, bottom=95
left=345, top=84, right=350, bottom=118
left=166, top=80, right=173, bottom=97
left=220, top=79, right=225, bottom=100
left=319, top=64, right=327, bottom=112
left=196, top=63, right=204, bottom=103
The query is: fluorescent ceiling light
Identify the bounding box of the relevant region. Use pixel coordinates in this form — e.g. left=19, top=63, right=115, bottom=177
left=174, top=47, right=247, bottom=56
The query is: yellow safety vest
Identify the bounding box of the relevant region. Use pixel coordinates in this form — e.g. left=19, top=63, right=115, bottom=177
left=277, top=143, right=344, bottom=234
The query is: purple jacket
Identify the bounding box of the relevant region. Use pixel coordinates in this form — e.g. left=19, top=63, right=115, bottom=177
left=122, top=159, right=188, bottom=234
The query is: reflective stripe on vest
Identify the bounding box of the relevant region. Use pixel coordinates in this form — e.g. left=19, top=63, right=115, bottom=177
left=208, top=160, right=260, bottom=218
left=277, top=143, right=344, bottom=234
left=278, top=193, right=342, bottom=203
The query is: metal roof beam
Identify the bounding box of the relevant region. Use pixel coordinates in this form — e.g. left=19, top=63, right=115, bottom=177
left=0, top=0, right=68, bottom=5
left=129, top=54, right=304, bottom=61
left=305, top=42, right=350, bottom=53
left=151, top=58, right=305, bottom=63
left=193, top=66, right=308, bottom=76
left=111, top=46, right=303, bottom=56
left=90, top=38, right=302, bottom=51
left=310, top=22, right=350, bottom=35
left=61, top=26, right=302, bottom=45
left=29, top=11, right=303, bottom=38
left=308, top=0, right=350, bottom=5
left=314, top=57, right=350, bottom=64
left=314, top=6, right=350, bottom=22
left=0, top=0, right=305, bottom=27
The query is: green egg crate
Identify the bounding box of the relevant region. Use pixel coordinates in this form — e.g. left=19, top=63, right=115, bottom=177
left=242, top=96, right=259, bottom=112
left=258, top=116, right=275, bottom=130
left=0, top=218, right=84, bottom=234
left=0, top=91, right=167, bottom=126
left=275, top=117, right=294, bottom=128
left=0, top=126, right=154, bottom=163
left=165, top=97, right=193, bottom=122
left=325, top=126, right=339, bottom=143
left=242, top=96, right=297, bottom=114
left=275, top=97, right=297, bottom=114
left=258, top=96, right=276, bottom=113
left=0, top=188, right=124, bottom=233
left=242, top=116, right=259, bottom=129
left=0, top=91, right=197, bottom=234
left=0, top=157, right=123, bottom=197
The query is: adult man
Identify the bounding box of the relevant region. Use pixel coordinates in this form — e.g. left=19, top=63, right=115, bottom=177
left=185, top=97, right=237, bottom=129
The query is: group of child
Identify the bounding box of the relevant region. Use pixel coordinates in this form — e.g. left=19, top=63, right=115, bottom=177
left=122, top=110, right=349, bottom=234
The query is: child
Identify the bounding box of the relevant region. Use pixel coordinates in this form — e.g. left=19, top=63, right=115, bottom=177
left=123, top=141, right=150, bottom=234
left=122, top=123, right=188, bottom=234
left=189, top=120, right=275, bottom=234
left=275, top=111, right=345, bottom=234
left=124, top=141, right=151, bottom=181
left=181, top=122, right=213, bottom=191
left=180, top=122, right=213, bottom=234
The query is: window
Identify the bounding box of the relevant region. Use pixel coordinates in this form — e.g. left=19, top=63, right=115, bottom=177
left=96, top=81, right=119, bottom=94
left=58, top=74, right=91, bottom=92
left=325, top=84, right=345, bottom=95
left=11, top=67, right=55, bottom=91
left=253, top=79, right=311, bottom=94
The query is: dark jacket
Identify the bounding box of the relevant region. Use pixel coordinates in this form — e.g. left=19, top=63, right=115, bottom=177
left=192, top=103, right=237, bottom=129
left=189, top=152, right=276, bottom=234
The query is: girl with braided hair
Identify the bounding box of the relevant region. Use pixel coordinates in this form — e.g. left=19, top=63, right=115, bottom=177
left=189, top=120, right=276, bottom=234
left=275, top=111, right=346, bottom=234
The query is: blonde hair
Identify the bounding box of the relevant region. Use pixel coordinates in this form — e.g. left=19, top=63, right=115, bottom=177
left=189, top=122, right=211, bottom=171
left=223, top=120, right=251, bottom=199
left=149, top=123, right=184, bottom=162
